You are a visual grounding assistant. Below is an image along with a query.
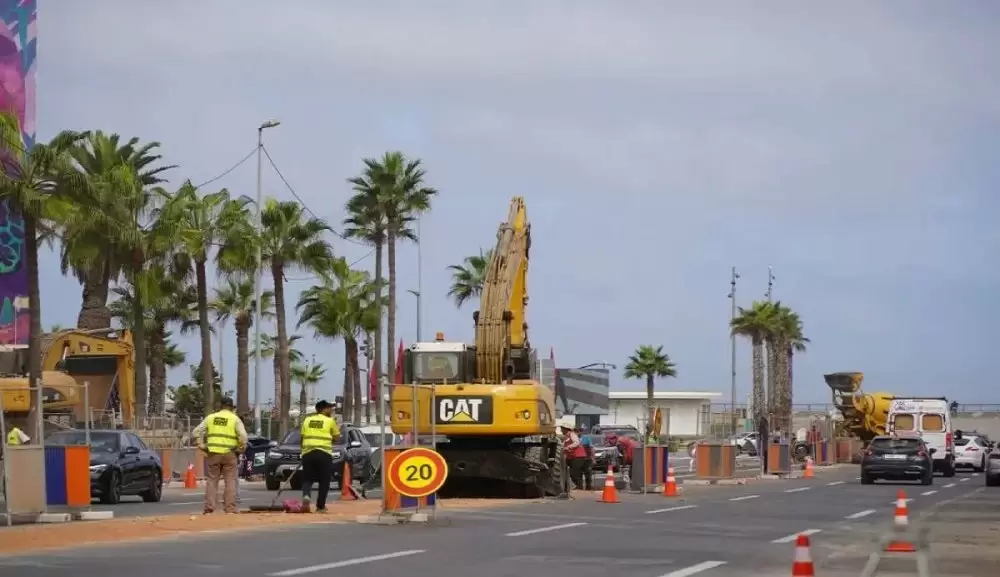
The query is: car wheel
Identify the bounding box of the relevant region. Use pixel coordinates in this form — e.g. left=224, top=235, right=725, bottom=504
left=921, top=472, right=933, bottom=486
left=141, top=471, right=163, bottom=503
left=975, top=457, right=985, bottom=473
left=265, top=475, right=281, bottom=491
left=860, top=473, right=874, bottom=485
left=943, top=461, right=956, bottom=477
left=100, top=471, right=122, bottom=505
left=289, top=476, right=302, bottom=491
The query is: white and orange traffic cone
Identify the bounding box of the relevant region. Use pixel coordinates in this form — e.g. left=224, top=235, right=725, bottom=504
left=803, top=456, right=815, bottom=478
left=598, top=463, right=619, bottom=503
left=184, top=463, right=197, bottom=489
left=885, top=489, right=916, bottom=552
left=791, top=533, right=815, bottom=576
left=662, top=466, right=678, bottom=497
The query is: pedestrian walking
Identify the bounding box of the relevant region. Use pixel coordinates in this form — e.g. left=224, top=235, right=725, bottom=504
left=563, top=425, right=587, bottom=489
left=299, top=400, right=341, bottom=513
left=193, top=397, right=248, bottom=514
left=689, top=440, right=698, bottom=473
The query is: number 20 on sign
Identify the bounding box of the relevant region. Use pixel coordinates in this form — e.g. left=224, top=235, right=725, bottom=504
left=387, top=447, right=449, bottom=498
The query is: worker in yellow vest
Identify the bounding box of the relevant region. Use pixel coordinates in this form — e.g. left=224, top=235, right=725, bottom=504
left=6, top=425, right=29, bottom=446
left=299, top=400, right=341, bottom=513
left=192, top=397, right=248, bottom=514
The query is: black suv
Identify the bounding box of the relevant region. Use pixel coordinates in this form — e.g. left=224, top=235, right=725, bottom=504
left=861, top=435, right=935, bottom=485
left=264, top=425, right=373, bottom=491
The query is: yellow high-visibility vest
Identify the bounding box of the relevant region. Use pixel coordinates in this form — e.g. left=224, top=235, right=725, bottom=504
left=204, top=410, right=239, bottom=454
left=300, top=414, right=339, bottom=455
left=6, top=428, right=22, bottom=446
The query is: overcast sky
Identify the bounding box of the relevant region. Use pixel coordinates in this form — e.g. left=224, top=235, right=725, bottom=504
left=38, top=2, right=999, bottom=405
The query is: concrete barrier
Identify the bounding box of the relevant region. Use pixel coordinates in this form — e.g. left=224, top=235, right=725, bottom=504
left=158, top=447, right=205, bottom=483
left=695, top=442, right=737, bottom=479
left=629, top=445, right=670, bottom=492
left=767, top=442, right=792, bottom=475
left=3, top=446, right=47, bottom=517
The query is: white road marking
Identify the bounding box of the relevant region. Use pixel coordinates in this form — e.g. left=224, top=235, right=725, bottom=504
left=771, top=528, right=821, bottom=544
left=889, top=498, right=913, bottom=505
left=505, top=522, right=587, bottom=536
left=845, top=509, right=876, bottom=520
left=659, top=561, right=728, bottom=577
left=729, top=494, right=760, bottom=501
left=972, top=473, right=980, bottom=477
left=645, top=505, right=698, bottom=514
left=827, top=481, right=845, bottom=486
left=921, top=490, right=937, bottom=496
left=785, top=487, right=810, bottom=493
left=944, top=483, right=956, bottom=488
left=960, top=477, right=970, bottom=482
left=268, top=550, right=426, bottom=576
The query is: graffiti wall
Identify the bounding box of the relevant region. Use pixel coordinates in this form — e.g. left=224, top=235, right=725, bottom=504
left=0, top=0, right=34, bottom=347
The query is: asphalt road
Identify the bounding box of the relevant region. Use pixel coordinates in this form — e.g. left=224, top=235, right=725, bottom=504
left=3, top=465, right=996, bottom=576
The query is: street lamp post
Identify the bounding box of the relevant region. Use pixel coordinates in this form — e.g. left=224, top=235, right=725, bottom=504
left=407, top=289, right=421, bottom=343
left=728, top=266, right=740, bottom=434
left=253, top=119, right=280, bottom=436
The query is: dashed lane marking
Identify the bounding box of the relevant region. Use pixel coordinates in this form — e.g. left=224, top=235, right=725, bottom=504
left=729, top=494, right=760, bottom=502
left=771, top=528, right=821, bottom=544
left=921, top=490, right=937, bottom=496
left=845, top=509, right=876, bottom=520
left=645, top=505, right=698, bottom=514
left=827, top=481, right=845, bottom=486
left=944, top=483, right=956, bottom=488
left=267, top=550, right=426, bottom=576
left=659, top=561, right=728, bottom=577
left=505, top=522, right=587, bottom=536
left=972, top=473, right=980, bottom=477
left=784, top=487, right=810, bottom=493
left=960, top=477, right=970, bottom=482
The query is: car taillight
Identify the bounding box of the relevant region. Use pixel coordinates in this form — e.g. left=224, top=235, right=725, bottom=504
left=946, top=432, right=953, bottom=448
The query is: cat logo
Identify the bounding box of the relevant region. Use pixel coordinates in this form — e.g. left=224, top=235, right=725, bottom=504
left=436, top=396, right=494, bottom=425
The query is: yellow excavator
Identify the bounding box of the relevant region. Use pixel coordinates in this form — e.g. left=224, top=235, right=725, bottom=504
left=0, top=329, right=136, bottom=428
left=391, top=197, right=561, bottom=497
left=824, top=372, right=895, bottom=443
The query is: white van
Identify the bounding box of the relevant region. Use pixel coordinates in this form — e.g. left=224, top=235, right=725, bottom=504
left=887, top=397, right=955, bottom=477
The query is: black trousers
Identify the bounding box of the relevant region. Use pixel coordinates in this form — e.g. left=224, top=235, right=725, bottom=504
left=581, top=459, right=594, bottom=490
left=567, top=457, right=585, bottom=489
left=300, top=450, right=334, bottom=509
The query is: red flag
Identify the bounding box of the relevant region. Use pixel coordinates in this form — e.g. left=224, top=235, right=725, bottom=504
left=368, top=359, right=377, bottom=401
left=395, top=339, right=405, bottom=384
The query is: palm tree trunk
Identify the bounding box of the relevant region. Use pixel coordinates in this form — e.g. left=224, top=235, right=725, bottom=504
left=342, top=341, right=353, bottom=422
left=645, top=374, right=655, bottom=438
left=235, top=319, right=250, bottom=415
left=195, top=260, right=214, bottom=416
left=272, top=264, right=292, bottom=434
left=147, top=326, right=167, bottom=414
left=131, top=258, right=148, bottom=425
left=24, top=214, right=42, bottom=437
left=372, top=240, right=384, bottom=422
left=785, top=346, right=795, bottom=432
left=348, top=337, right=363, bottom=424
left=386, top=232, right=397, bottom=416
left=766, top=340, right=779, bottom=417
left=352, top=343, right=363, bottom=424
left=751, top=337, right=765, bottom=423
left=272, top=354, right=280, bottom=416
left=76, top=259, right=112, bottom=330
left=298, top=378, right=307, bottom=415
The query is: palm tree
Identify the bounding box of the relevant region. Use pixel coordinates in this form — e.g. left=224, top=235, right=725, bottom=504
left=447, top=249, right=493, bottom=309
left=64, top=132, right=174, bottom=330
left=255, top=199, right=334, bottom=432
left=296, top=257, right=381, bottom=424
left=156, top=182, right=251, bottom=416
left=623, top=345, right=678, bottom=437
left=0, top=112, right=90, bottom=431
left=292, top=361, right=327, bottom=415
left=250, top=333, right=303, bottom=416
left=731, top=300, right=779, bottom=426
left=211, top=277, right=274, bottom=414
left=770, top=305, right=808, bottom=433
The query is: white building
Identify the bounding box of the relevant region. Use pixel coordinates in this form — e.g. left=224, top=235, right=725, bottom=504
left=599, top=391, right=722, bottom=437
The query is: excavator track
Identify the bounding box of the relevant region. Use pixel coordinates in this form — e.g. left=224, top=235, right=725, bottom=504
left=434, top=436, right=563, bottom=499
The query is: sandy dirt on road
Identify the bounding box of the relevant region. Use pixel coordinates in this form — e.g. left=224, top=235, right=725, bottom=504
left=0, top=498, right=527, bottom=556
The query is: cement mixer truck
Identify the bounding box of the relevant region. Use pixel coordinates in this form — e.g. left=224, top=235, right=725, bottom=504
left=824, top=372, right=895, bottom=443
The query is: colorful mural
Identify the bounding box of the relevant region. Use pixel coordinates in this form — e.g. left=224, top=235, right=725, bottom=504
left=0, top=0, right=35, bottom=347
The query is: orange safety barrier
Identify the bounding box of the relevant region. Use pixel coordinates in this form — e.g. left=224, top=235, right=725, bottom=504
left=340, top=461, right=356, bottom=501
left=791, top=533, right=815, bottom=576
left=885, top=489, right=916, bottom=552
left=662, top=466, right=678, bottom=497
left=811, top=441, right=835, bottom=465
left=767, top=443, right=792, bottom=475
left=44, top=445, right=91, bottom=508
left=381, top=447, right=437, bottom=512
left=695, top=442, right=737, bottom=479
left=634, top=445, right=670, bottom=489
left=834, top=438, right=862, bottom=463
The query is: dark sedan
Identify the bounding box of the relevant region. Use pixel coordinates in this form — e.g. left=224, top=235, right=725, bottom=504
left=584, top=434, right=621, bottom=472
left=861, top=435, right=934, bottom=485
left=264, top=425, right=373, bottom=491
left=46, top=429, right=163, bottom=504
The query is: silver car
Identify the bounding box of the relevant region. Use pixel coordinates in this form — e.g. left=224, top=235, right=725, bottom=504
left=954, top=435, right=991, bottom=471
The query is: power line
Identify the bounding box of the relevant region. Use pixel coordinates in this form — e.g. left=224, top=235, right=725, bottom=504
left=195, top=148, right=257, bottom=188
left=284, top=249, right=376, bottom=282
left=260, top=145, right=368, bottom=247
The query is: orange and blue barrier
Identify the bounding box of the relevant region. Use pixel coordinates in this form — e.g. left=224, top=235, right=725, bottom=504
left=44, top=445, right=91, bottom=507
left=629, top=445, right=670, bottom=491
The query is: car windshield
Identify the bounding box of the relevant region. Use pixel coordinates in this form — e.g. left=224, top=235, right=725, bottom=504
left=583, top=435, right=610, bottom=447
left=871, top=438, right=922, bottom=451
left=46, top=431, right=120, bottom=454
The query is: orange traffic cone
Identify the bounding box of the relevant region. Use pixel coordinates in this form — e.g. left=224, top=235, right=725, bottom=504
left=791, top=533, right=815, bottom=576
left=885, top=489, right=916, bottom=552
left=184, top=463, right=196, bottom=489
left=598, top=463, right=619, bottom=503
left=803, top=457, right=815, bottom=478
left=340, top=461, right=356, bottom=501
left=662, top=466, right=678, bottom=497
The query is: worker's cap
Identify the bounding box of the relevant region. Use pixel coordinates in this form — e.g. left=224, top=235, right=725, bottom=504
left=315, top=400, right=334, bottom=411
left=219, top=397, right=235, bottom=408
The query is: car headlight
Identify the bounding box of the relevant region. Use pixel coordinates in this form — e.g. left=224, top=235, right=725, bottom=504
left=267, top=451, right=283, bottom=459
left=89, top=464, right=108, bottom=473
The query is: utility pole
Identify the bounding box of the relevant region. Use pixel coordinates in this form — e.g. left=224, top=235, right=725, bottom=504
left=728, top=266, right=740, bottom=433
left=416, top=216, right=423, bottom=342
left=766, top=266, right=775, bottom=302
left=252, top=119, right=280, bottom=436
left=407, top=289, right=421, bottom=343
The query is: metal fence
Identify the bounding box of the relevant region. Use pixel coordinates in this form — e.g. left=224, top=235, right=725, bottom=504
left=697, top=407, right=741, bottom=441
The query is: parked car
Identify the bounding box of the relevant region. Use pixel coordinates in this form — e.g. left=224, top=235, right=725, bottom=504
left=728, top=432, right=759, bottom=455
left=46, top=429, right=163, bottom=504
left=264, top=425, right=373, bottom=491
left=986, top=450, right=1000, bottom=487
left=242, top=435, right=273, bottom=478
left=954, top=434, right=992, bottom=472
left=583, top=434, right=621, bottom=471
left=861, top=434, right=934, bottom=486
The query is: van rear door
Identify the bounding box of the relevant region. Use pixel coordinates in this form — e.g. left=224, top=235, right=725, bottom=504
left=918, top=412, right=949, bottom=459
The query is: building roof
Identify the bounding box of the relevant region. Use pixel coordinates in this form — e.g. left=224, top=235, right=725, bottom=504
left=609, top=391, right=722, bottom=401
